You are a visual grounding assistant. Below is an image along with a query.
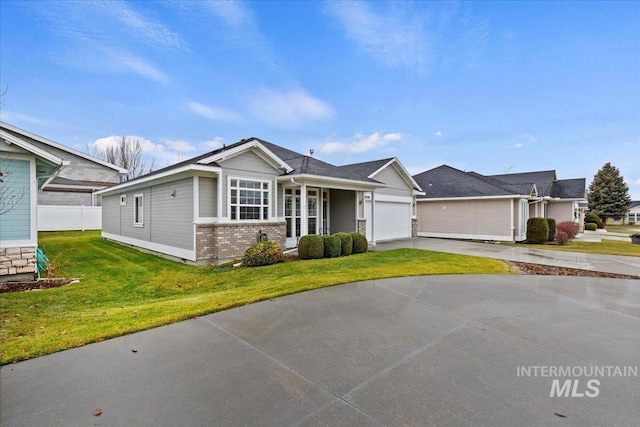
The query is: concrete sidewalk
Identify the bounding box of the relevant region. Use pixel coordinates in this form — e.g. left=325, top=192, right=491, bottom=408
left=373, top=238, right=640, bottom=277
left=2, top=275, right=639, bottom=426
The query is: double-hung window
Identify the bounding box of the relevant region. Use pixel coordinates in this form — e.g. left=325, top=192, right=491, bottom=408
left=229, top=178, right=270, bottom=220
left=134, top=194, right=144, bottom=226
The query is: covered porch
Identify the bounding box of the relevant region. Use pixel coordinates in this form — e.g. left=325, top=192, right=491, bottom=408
left=277, top=177, right=380, bottom=249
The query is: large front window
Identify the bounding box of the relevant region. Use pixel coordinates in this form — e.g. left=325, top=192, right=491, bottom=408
left=229, top=178, right=270, bottom=220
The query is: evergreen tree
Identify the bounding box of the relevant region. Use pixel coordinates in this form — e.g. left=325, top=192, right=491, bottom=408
left=587, top=162, right=631, bottom=221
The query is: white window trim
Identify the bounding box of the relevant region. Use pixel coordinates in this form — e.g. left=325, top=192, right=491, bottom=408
left=227, top=176, right=271, bottom=221
left=134, top=194, right=144, bottom=227
left=120, top=194, right=127, bottom=206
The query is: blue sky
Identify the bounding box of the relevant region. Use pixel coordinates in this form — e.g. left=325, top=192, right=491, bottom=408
left=1, top=1, right=639, bottom=198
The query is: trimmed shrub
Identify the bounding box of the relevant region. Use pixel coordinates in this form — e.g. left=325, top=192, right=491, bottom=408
left=241, top=241, right=284, bottom=267
left=557, top=221, right=578, bottom=239
left=555, top=230, right=570, bottom=245
left=546, top=218, right=557, bottom=242
left=596, top=221, right=606, bottom=229
left=585, top=212, right=601, bottom=224
left=333, top=232, right=353, bottom=256
left=322, top=235, right=341, bottom=258
left=298, top=234, right=324, bottom=260
left=585, top=223, right=597, bottom=231
left=350, top=232, right=368, bottom=254
left=526, top=217, right=549, bottom=244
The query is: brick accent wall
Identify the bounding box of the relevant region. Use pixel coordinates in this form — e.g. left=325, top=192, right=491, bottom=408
left=357, top=219, right=367, bottom=236
left=196, top=221, right=287, bottom=265
left=412, top=218, right=418, bottom=237
left=0, top=246, right=36, bottom=281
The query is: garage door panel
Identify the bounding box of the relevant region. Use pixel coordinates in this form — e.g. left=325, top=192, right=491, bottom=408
left=375, top=202, right=411, bottom=241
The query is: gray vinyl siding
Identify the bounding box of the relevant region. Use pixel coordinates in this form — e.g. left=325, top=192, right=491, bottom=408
left=150, top=179, right=194, bottom=250
left=218, top=151, right=281, bottom=219
left=102, top=195, right=121, bottom=234
left=39, top=190, right=94, bottom=206
left=329, top=189, right=356, bottom=233
left=103, top=177, right=194, bottom=251
left=199, top=177, right=217, bottom=217
left=373, top=165, right=413, bottom=197
left=15, top=137, right=121, bottom=185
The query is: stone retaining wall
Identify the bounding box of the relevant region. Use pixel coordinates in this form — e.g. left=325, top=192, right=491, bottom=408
left=0, top=246, right=36, bottom=281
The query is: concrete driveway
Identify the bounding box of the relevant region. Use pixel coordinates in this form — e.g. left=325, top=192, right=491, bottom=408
left=2, top=275, right=639, bottom=426
left=374, top=237, right=640, bottom=277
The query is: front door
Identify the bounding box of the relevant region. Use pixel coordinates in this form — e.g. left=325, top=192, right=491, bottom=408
left=285, top=188, right=301, bottom=248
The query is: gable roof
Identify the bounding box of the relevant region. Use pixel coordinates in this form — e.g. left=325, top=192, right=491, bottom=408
left=96, top=137, right=385, bottom=195
left=340, top=157, right=423, bottom=191
left=628, top=201, right=640, bottom=210
left=414, top=165, right=586, bottom=201
left=1, top=129, right=68, bottom=190
left=413, top=165, right=520, bottom=199
left=0, top=121, right=128, bottom=174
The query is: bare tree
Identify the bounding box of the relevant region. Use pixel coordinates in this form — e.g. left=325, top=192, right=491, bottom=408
left=90, top=136, right=156, bottom=182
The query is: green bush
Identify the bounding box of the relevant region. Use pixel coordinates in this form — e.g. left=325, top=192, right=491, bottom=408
left=350, top=232, right=368, bottom=254
left=546, top=218, right=557, bottom=241
left=298, top=234, right=324, bottom=260
left=332, top=232, right=353, bottom=256
left=322, top=235, right=341, bottom=258
left=585, top=222, right=597, bottom=231
left=585, top=212, right=601, bottom=224
left=526, top=217, right=549, bottom=244
left=241, top=241, right=284, bottom=267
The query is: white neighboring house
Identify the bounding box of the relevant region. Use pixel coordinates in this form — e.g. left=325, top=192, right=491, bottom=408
left=0, top=122, right=127, bottom=231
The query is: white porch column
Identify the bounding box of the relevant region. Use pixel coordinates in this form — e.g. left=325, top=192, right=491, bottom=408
left=319, top=187, right=324, bottom=234
left=217, top=174, right=224, bottom=220
left=371, top=191, right=376, bottom=244
left=300, top=182, right=307, bottom=236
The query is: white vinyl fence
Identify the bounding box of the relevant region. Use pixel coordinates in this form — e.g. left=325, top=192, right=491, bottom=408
left=38, top=205, right=102, bottom=231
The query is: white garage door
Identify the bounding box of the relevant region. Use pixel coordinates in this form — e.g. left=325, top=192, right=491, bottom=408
left=366, top=200, right=412, bottom=242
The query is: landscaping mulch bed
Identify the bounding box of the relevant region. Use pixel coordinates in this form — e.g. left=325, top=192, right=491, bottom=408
left=0, top=278, right=77, bottom=293
left=508, top=262, right=640, bottom=280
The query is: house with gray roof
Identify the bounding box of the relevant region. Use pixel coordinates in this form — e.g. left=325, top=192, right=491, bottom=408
left=412, top=165, right=586, bottom=242
left=95, top=138, right=421, bottom=265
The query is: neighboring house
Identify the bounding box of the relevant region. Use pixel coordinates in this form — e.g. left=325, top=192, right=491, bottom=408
left=412, top=165, right=586, bottom=242
left=0, top=122, right=127, bottom=207
left=627, top=201, right=640, bottom=224
left=95, top=138, right=421, bottom=265
left=0, top=122, right=127, bottom=232
left=1, top=132, right=67, bottom=280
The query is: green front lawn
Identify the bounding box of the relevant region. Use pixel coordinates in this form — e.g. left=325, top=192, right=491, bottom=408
left=0, top=231, right=513, bottom=364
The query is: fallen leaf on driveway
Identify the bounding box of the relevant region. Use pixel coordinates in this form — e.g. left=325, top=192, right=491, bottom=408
left=92, top=408, right=102, bottom=416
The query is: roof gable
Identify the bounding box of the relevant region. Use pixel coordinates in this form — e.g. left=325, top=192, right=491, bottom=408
left=197, top=138, right=293, bottom=173
left=341, top=158, right=422, bottom=191
left=0, top=122, right=127, bottom=174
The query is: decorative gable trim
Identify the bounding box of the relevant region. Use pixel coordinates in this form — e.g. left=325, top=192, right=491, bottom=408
left=369, top=158, right=423, bottom=192
left=197, top=139, right=293, bottom=173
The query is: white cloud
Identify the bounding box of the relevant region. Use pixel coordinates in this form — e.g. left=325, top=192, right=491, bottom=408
left=91, top=136, right=165, bottom=154
left=320, top=132, right=402, bottom=155
left=522, top=133, right=537, bottom=143
left=325, top=2, right=430, bottom=72
left=163, top=139, right=196, bottom=153
left=635, top=178, right=640, bottom=186
left=435, top=131, right=443, bottom=137
left=514, top=143, right=524, bottom=148
left=187, top=101, right=244, bottom=123
left=202, top=137, right=225, bottom=150
left=247, top=88, right=334, bottom=129
left=109, top=50, right=170, bottom=84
